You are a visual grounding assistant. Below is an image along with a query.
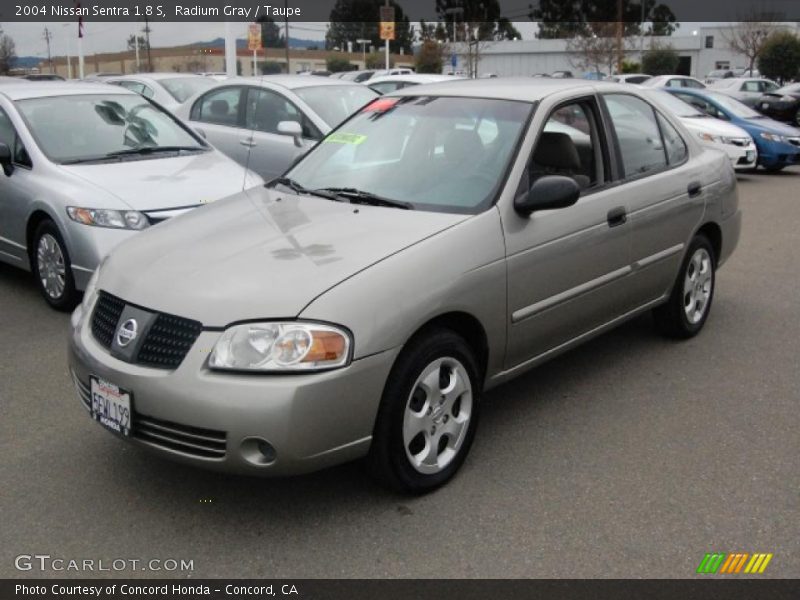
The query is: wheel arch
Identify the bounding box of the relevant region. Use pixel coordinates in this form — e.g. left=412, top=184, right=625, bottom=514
left=26, top=209, right=58, bottom=259
left=695, top=221, right=722, bottom=266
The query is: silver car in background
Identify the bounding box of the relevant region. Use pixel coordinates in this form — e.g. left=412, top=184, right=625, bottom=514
left=174, top=75, right=378, bottom=180
left=709, top=77, right=781, bottom=107
left=0, top=82, right=262, bottom=309
left=69, top=79, right=740, bottom=493
left=105, top=73, right=219, bottom=113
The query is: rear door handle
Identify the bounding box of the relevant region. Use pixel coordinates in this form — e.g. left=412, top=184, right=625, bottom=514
left=239, top=138, right=256, bottom=147
left=687, top=181, right=702, bottom=197
left=607, top=206, right=627, bottom=228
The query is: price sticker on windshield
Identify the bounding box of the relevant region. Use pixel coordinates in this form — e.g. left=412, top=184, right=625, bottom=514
left=324, top=132, right=368, bottom=145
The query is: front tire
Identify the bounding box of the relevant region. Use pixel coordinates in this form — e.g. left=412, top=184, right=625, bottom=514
left=368, top=329, right=481, bottom=494
left=31, top=220, right=78, bottom=311
left=653, top=234, right=715, bottom=339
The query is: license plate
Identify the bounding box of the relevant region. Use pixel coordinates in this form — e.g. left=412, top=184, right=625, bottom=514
left=761, top=102, right=769, bottom=109
left=90, top=376, right=132, bottom=437
left=746, top=150, right=755, bottom=161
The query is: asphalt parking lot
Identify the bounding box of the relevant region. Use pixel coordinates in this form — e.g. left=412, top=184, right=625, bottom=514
left=1, top=168, right=798, bottom=579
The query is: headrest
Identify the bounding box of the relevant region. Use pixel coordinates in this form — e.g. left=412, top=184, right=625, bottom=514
left=533, top=131, right=582, bottom=170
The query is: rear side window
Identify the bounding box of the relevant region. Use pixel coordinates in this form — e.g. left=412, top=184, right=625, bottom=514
left=0, top=107, right=31, bottom=168
left=656, top=113, right=688, bottom=165
left=244, top=87, right=321, bottom=140
left=191, top=86, right=243, bottom=127
left=604, top=94, right=667, bottom=177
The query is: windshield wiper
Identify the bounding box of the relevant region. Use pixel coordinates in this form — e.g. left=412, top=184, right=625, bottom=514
left=315, top=187, right=414, bottom=210
left=105, top=146, right=205, bottom=157
left=267, top=177, right=342, bottom=201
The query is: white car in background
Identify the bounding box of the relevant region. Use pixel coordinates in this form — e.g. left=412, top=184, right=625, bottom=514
left=646, top=89, right=757, bottom=170
left=106, top=73, right=219, bottom=112
left=609, top=73, right=652, bottom=84
left=367, top=74, right=465, bottom=94
left=643, top=75, right=706, bottom=89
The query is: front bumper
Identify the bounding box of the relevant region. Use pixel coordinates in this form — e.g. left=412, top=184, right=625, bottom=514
left=68, top=302, right=399, bottom=476
left=755, top=141, right=800, bottom=168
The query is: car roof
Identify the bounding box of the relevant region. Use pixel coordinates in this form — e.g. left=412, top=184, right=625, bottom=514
left=390, top=77, right=632, bottom=102
left=245, top=75, right=365, bottom=90
left=0, top=81, right=135, bottom=100
left=112, top=72, right=206, bottom=81
left=368, top=74, right=463, bottom=84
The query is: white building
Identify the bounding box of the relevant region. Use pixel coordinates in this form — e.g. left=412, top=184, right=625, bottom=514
left=450, top=25, right=800, bottom=79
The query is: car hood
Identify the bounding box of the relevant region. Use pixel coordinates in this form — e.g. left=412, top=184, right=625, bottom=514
left=679, top=116, right=751, bottom=139
left=742, top=118, right=800, bottom=137
left=58, top=150, right=254, bottom=211
left=98, top=186, right=469, bottom=326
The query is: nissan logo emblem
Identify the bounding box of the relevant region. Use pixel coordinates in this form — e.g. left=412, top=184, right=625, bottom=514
left=116, top=319, right=138, bottom=348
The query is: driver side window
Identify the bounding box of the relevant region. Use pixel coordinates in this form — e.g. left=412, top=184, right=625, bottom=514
left=0, top=107, right=31, bottom=168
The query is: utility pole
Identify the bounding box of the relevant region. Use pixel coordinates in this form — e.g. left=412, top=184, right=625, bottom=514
left=142, top=16, right=152, bottom=72
left=284, top=0, right=290, bottom=73
left=43, top=27, right=53, bottom=74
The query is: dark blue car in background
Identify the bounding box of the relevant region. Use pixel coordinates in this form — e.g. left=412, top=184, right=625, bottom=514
left=666, top=88, right=800, bottom=172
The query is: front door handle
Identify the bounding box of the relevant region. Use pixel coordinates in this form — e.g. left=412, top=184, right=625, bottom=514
left=687, top=181, right=702, bottom=197
left=607, top=206, right=627, bottom=228
left=239, top=138, right=256, bottom=147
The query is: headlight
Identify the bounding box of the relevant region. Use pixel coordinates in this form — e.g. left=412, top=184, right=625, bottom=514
left=67, top=207, right=149, bottom=230
left=209, top=322, right=352, bottom=372
left=697, top=132, right=721, bottom=143
left=759, top=132, right=786, bottom=142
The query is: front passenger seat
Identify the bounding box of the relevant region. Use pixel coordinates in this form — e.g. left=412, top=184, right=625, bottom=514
left=532, top=131, right=591, bottom=189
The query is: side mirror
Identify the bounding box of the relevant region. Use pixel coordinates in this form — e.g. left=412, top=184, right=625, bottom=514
left=0, top=142, right=13, bottom=176
left=277, top=120, right=303, bottom=148
left=514, top=175, right=580, bottom=216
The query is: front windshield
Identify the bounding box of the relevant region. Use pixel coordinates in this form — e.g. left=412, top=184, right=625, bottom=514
left=159, top=77, right=217, bottom=103
left=650, top=90, right=706, bottom=117
left=286, top=96, right=532, bottom=214
left=294, top=85, right=378, bottom=128
left=16, top=94, right=205, bottom=164
left=705, top=91, right=761, bottom=118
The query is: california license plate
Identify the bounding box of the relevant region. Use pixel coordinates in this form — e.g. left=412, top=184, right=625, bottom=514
left=90, top=376, right=132, bottom=437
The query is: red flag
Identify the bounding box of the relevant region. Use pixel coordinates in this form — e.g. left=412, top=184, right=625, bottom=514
left=77, top=2, right=84, bottom=38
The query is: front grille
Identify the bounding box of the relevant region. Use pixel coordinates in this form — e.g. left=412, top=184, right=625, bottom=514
left=136, top=314, right=203, bottom=369
left=90, top=292, right=203, bottom=370
left=133, top=411, right=227, bottom=459
left=91, top=293, right=125, bottom=348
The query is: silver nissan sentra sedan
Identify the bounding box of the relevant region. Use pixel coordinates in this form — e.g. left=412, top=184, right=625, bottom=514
left=69, top=79, right=741, bottom=493
left=0, top=82, right=262, bottom=309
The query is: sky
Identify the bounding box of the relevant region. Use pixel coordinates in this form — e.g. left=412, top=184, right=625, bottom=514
left=1, top=20, right=719, bottom=60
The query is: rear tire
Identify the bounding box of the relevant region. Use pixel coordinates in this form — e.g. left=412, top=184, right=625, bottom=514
left=367, top=328, right=481, bottom=494
left=653, top=234, right=715, bottom=339
left=30, top=220, right=78, bottom=311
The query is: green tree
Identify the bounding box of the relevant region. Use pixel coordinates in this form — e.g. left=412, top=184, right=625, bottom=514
left=326, top=0, right=413, bottom=55
left=435, top=0, right=520, bottom=41
left=0, top=33, right=16, bottom=75
left=758, top=31, right=800, bottom=85
left=641, top=43, right=679, bottom=75
left=326, top=56, right=355, bottom=73
left=126, top=34, right=148, bottom=52
left=261, top=61, right=284, bottom=75
left=415, top=39, right=444, bottom=74
left=365, top=52, right=393, bottom=70
left=621, top=60, right=641, bottom=73
left=256, top=16, right=285, bottom=49
left=531, top=0, right=676, bottom=39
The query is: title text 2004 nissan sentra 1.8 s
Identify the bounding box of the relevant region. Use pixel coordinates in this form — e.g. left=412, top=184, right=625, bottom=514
left=69, top=79, right=741, bottom=493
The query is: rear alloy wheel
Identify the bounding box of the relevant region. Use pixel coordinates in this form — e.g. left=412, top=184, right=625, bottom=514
left=31, top=220, right=78, bottom=310
left=653, top=234, right=715, bottom=339
left=368, top=329, right=480, bottom=493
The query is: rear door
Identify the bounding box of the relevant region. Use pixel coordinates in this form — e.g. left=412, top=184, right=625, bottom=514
left=187, top=85, right=249, bottom=167
left=600, top=93, right=706, bottom=306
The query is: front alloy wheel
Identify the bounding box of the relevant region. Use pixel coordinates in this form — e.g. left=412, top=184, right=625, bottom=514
left=31, top=220, right=78, bottom=310
left=368, top=328, right=481, bottom=493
